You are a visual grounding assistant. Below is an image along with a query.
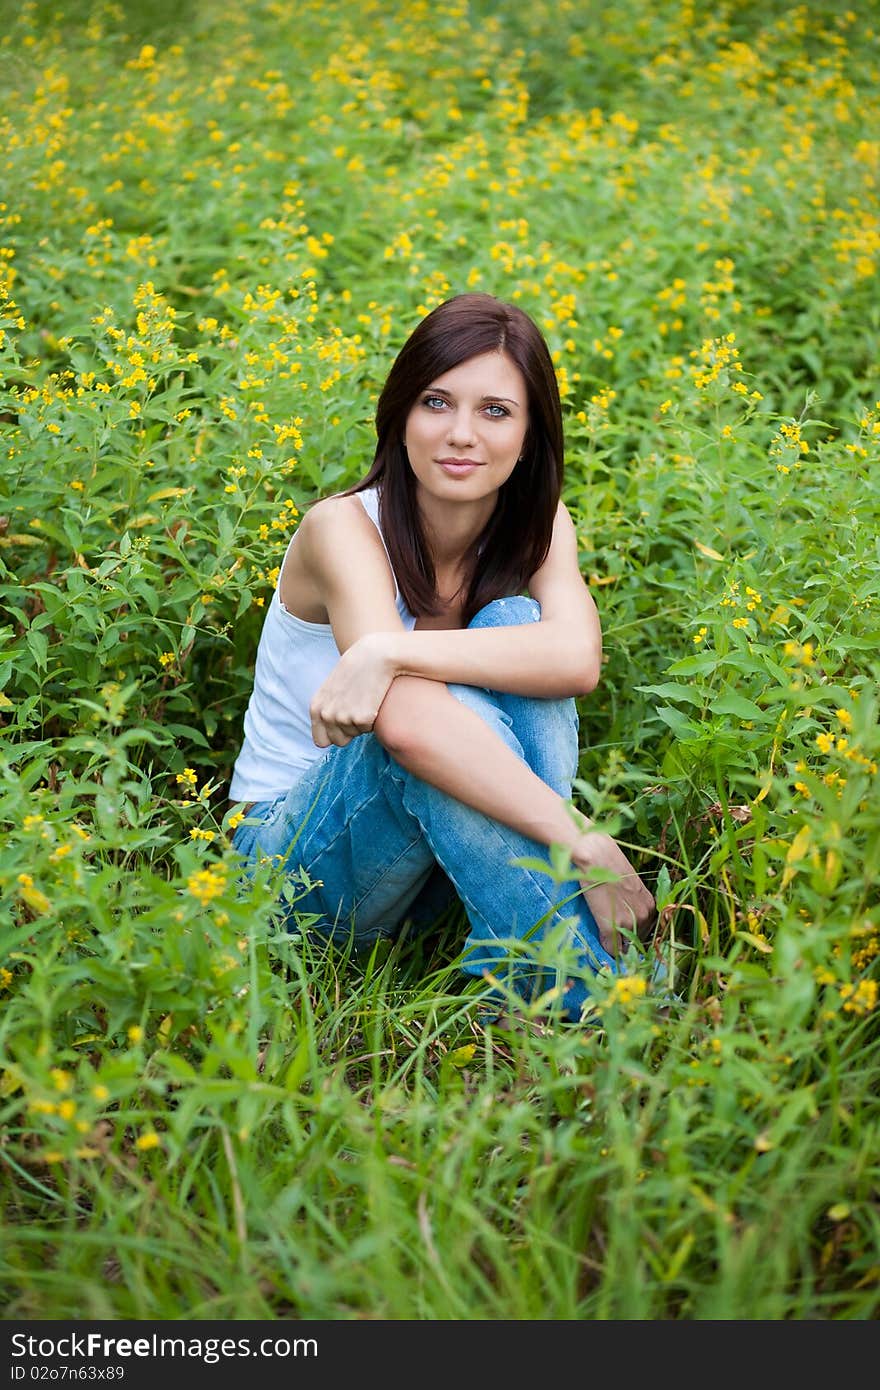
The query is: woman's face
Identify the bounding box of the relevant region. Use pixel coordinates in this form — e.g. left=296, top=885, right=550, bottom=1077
left=402, top=350, right=529, bottom=509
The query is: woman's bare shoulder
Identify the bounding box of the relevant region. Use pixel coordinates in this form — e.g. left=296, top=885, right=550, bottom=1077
left=300, top=491, right=368, bottom=533
left=295, top=491, right=392, bottom=584
left=295, top=492, right=377, bottom=555
left=281, top=493, right=387, bottom=621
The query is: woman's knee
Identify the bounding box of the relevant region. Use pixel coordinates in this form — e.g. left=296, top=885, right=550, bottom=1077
left=447, top=681, right=518, bottom=745
left=467, top=596, right=541, bottom=630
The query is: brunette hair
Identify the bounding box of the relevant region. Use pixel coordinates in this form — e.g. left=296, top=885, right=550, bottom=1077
left=345, top=292, right=564, bottom=624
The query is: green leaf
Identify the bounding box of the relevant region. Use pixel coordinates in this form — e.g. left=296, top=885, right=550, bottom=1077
left=26, top=629, right=48, bottom=670
left=710, top=691, right=771, bottom=722
left=636, top=682, right=706, bottom=707
left=164, top=722, right=210, bottom=747
left=654, top=705, right=701, bottom=738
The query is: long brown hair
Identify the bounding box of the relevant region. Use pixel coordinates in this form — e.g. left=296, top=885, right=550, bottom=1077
left=346, top=292, right=564, bottom=624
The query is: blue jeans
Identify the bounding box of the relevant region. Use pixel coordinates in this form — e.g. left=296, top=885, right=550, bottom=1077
left=232, top=597, right=619, bottom=1022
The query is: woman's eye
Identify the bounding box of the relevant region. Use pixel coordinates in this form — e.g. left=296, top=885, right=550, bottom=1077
left=422, top=394, right=447, bottom=409
left=484, top=403, right=509, bottom=418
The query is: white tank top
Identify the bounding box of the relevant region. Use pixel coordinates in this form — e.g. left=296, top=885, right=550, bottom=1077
left=228, top=486, right=416, bottom=802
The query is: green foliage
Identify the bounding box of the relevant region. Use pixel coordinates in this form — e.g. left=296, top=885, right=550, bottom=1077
left=1, top=0, right=878, bottom=1321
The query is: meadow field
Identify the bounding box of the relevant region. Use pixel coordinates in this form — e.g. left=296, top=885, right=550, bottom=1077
left=1, top=0, right=879, bottom=1320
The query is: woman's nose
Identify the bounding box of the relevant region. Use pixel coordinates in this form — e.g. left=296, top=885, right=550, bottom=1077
left=446, top=410, right=476, bottom=447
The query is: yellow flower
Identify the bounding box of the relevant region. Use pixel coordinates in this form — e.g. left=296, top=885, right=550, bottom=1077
left=127, top=1025, right=143, bottom=1044
left=135, top=1131, right=161, bottom=1151
left=186, top=864, right=227, bottom=904
left=17, top=874, right=51, bottom=914
left=604, top=976, right=647, bottom=1008
left=839, top=980, right=878, bottom=1015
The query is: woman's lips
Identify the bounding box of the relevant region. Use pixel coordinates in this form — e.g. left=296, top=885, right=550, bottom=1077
left=436, top=457, right=483, bottom=476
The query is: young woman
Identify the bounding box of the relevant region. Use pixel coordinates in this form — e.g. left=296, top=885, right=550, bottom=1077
left=228, top=292, right=656, bottom=1022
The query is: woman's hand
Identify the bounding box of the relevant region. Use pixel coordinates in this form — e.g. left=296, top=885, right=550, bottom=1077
left=309, top=631, right=399, bottom=747
left=571, top=829, right=656, bottom=956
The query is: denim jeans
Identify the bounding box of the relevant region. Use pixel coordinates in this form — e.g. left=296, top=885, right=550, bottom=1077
left=232, top=597, right=620, bottom=1022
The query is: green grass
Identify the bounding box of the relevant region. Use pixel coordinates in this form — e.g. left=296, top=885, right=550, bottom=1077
left=1, top=0, right=878, bottom=1319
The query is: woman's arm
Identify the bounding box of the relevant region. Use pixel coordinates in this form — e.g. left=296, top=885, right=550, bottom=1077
left=380, top=500, right=601, bottom=696
left=376, top=674, right=654, bottom=952
left=297, top=500, right=588, bottom=840
left=313, top=500, right=602, bottom=717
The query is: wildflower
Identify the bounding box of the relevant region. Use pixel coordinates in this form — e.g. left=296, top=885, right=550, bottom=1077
left=135, top=1131, right=161, bottom=1151
left=816, top=732, right=834, bottom=754
left=783, top=640, right=815, bottom=666
left=159, top=651, right=175, bottom=667
left=835, top=708, right=853, bottom=730
left=839, top=980, right=878, bottom=1015
left=186, top=864, right=228, bottom=904
left=732, top=616, right=750, bottom=630
left=127, top=1025, right=143, bottom=1044
left=604, top=975, right=647, bottom=1008
left=693, top=626, right=708, bottom=645
left=176, top=768, right=198, bottom=789
left=29, top=1098, right=57, bottom=1115
left=17, top=874, right=50, bottom=914
left=227, top=811, right=245, bottom=832
left=189, top=828, right=216, bottom=842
